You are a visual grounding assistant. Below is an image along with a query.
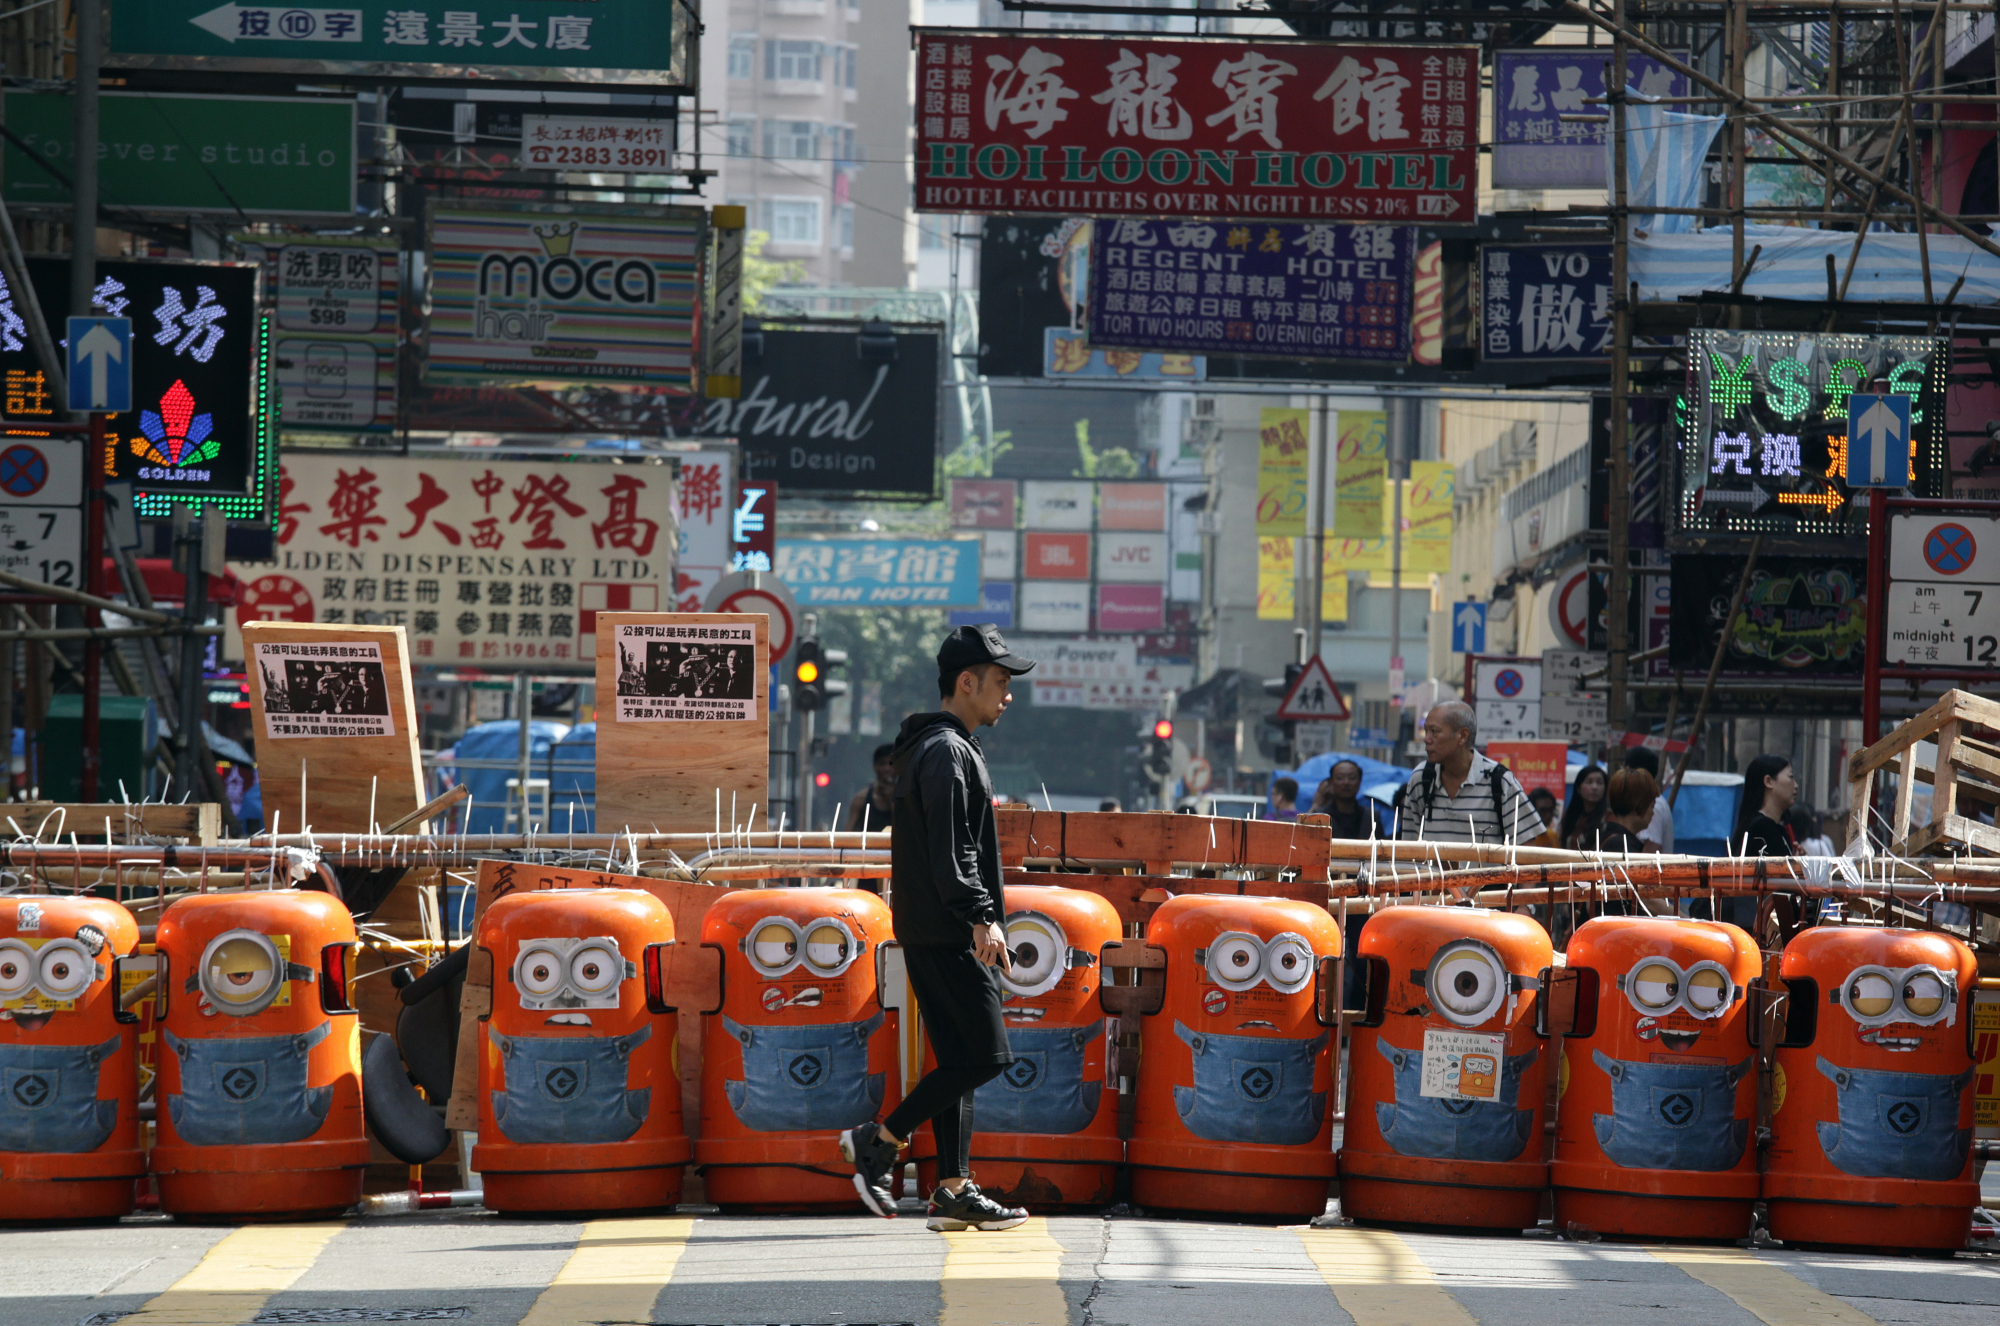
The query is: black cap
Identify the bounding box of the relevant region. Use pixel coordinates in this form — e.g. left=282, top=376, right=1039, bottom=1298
left=937, top=624, right=1036, bottom=676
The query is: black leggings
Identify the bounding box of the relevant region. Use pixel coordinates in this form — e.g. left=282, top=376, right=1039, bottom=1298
left=882, top=1061, right=1006, bottom=1181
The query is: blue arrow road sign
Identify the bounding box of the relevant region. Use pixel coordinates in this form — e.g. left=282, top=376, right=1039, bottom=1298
left=1846, top=392, right=1911, bottom=489
left=1451, top=601, right=1487, bottom=654
left=66, top=317, right=132, bottom=413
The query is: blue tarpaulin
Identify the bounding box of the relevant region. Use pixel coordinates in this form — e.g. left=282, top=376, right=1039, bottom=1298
left=550, top=724, right=596, bottom=834
left=1633, top=226, right=2000, bottom=304
left=438, top=721, right=571, bottom=833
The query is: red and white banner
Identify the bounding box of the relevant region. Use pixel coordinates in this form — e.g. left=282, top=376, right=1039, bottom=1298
left=914, top=31, right=1477, bottom=223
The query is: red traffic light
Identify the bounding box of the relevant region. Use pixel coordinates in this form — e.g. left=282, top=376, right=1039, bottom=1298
left=814, top=771, right=832, bottom=788
left=1153, top=719, right=1174, bottom=740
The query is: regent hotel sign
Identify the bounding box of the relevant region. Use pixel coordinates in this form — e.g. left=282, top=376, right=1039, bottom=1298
left=913, top=32, right=1478, bottom=222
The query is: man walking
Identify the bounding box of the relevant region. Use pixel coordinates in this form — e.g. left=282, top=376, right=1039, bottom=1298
left=841, top=624, right=1035, bottom=1232
left=1393, top=701, right=1541, bottom=844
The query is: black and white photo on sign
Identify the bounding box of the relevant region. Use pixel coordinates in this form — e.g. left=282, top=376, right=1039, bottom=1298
left=253, top=642, right=396, bottom=738
left=613, top=624, right=757, bottom=722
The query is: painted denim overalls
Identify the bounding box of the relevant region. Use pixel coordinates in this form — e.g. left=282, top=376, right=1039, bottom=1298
left=1173, top=1021, right=1327, bottom=1146
left=1374, top=1038, right=1538, bottom=1162
left=164, top=1021, right=332, bottom=1147
left=975, top=1020, right=1103, bottom=1135
left=1590, top=1050, right=1752, bottom=1171
left=0, top=1032, right=121, bottom=1153
left=723, top=1011, right=885, bottom=1133
left=491, top=1025, right=653, bottom=1146
left=1814, top=1057, right=1973, bottom=1181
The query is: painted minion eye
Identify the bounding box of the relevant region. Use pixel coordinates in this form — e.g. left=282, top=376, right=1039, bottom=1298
left=751, top=922, right=799, bottom=974
left=1264, top=933, right=1315, bottom=995
left=1847, top=970, right=1895, bottom=1019
left=1630, top=961, right=1681, bottom=1012
left=0, top=940, right=33, bottom=998
left=1901, top=969, right=1947, bottom=1019
left=1428, top=940, right=1506, bottom=1026
left=1001, top=912, right=1066, bottom=997
left=804, top=922, right=855, bottom=975
left=569, top=943, right=621, bottom=996
left=518, top=946, right=565, bottom=998
left=1684, top=964, right=1731, bottom=1016
left=37, top=941, right=94, bottom=1000
left=1207, top=932, right=1265, bottom=992
left=200, top=931, right=282, bottom=1015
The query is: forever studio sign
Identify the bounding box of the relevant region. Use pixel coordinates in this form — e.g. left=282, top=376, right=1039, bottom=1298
left=691, top=328, right=941, bottom=497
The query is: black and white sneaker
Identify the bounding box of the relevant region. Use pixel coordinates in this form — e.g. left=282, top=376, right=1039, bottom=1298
left=925, top=1181, right=1028, bottom=1232
left=840, top=1123, right=901, bottom=1219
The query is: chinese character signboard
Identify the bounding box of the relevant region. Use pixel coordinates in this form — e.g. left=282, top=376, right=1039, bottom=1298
left=521, top=115, right=675, bottom=171
left=774, top=537, right=980, bottom=607
left=1683, top=330, right=1947, bottom=539
left=731, top=481, right=775, bottom=571
left=244, top=453, right=676, bottom=671
left=1044, top=327, right=1204, bottom=380
left=1089, top=218, right=1415, bottom=361
left=108, top=2, right=691, bottom=89
left=1492, top=50, right=1690, bottom=190
left=914, top=32, right=1477, bottom=223
left=425, top=203, right=703, bottom=390
left=1480, top=243, right=1612, bottom=361
left=1258, top=406, right=1309, bottom=538
left=678, top=328, right=940, bottom=497
left=4, top=92, right=355, bottom=215
left=236, top=238, right=399, bottom=430
left=673, top=446, right=735, bottom=612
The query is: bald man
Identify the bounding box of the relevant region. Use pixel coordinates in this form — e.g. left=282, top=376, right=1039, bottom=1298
left=1392, top=701, right=1541, bottom=844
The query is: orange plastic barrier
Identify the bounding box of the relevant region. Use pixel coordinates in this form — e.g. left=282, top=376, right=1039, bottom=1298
left=150, top=890, right=368, bottom=1218
left=472, top=887, right=689, bottom=1213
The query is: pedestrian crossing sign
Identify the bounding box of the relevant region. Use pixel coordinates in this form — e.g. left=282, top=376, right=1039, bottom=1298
left=1274, top=655, right=1351, bottom=722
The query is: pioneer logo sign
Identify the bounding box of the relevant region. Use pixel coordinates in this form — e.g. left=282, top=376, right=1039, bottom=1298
left=684, top=328, right=941, bottom=498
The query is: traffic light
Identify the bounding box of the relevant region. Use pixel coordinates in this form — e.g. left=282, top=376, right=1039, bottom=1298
left=814, top=771, right=832, bottom=789
left=792, top=635, right=849, bottom=711
left=1145, top=717, right=1174, bottom=779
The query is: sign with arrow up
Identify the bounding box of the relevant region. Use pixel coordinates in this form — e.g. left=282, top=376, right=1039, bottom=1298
left=66, top=317, right=131, bottom=413
left=1847, top=392, right=1912, bottom=489
left=1450, top=601, right=1487, bottom=654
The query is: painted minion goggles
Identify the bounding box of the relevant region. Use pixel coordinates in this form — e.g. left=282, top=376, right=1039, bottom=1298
left=742, top=916, right=864, bottom=980
left=1832, top=964, right=1957, bottom=1028
left=1000, top=909, right=1099, bottom=999
left=0, top=936, right=101, bottom=1006
left=513, top=936, right=636, bottom=1011
left=194, top=929, right=312, bottom=1017
left=1199, top=930, right=1315, bottom=995
left=1617, top=956, right=1739, bottom=1019
left=1423, top=938, right=1539, bottom=1028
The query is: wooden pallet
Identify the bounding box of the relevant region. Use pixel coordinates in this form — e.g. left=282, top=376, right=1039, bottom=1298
left=1848, top=688, right=2000, bottom=856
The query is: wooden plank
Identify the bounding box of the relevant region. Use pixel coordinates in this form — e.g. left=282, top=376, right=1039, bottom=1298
left=1899, top=814, right=2000, bottom=859
left=243, top=622, right=425, bottom=835
left=1894, top=744, right=1918, bottom=843
left=997, top=807, right=1332, bottom=875
left=593, top=612, right=769, bottom=835
left=1847, top=689, right=1959, bottom=782
left=1003, top=869, right=1337, bottom=928
left=1936, top=720, right=1962, bottom=825
left=1846, top=767, right=1873, bottom=852
left=6, top=802, right=220, bottom=842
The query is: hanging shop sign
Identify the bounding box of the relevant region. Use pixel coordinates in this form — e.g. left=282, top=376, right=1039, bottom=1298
left=950, top=478, right=1018, bottom=530
left=1088, top=218, right=1416, bottom=361
left=3, top=91, right=355, bottom=215
left=520, top=114, right=675, bottom=172
left=680, top=328, right=941, bottom=498
left=425, top=202, right=703, bottom=390
left=107, top=2, right=691, bottom=89
left=671, top=445, right=736, bottom=613
left=1479, top=243, right=1613, bottom=362
left=1683, top=330, right=1947, bottom=539
left=1667, top=553, right=1867, bottom=677
left=774, top=537, right=981, bottom=607
left=1044, top=327, right=1205, bottom=380
left=913, top=32, right=1477, bottom=223
left=1491, top=49, right=1690, bottom=190
left=236, top=237, right=398, bottom=431
left=247, top=452, right=676, bottom=671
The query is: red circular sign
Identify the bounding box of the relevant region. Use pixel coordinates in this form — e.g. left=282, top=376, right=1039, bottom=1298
left=1552, top=569, right=1591, bottom=648
left=1494, top=668, right=1524, bottom=698
left=240, top=574, right=316, bottom=624
left=0, top=444, right=49, bottom=498
left=716, top=587, right=795, bottom=657
left=1924, top=523, right=1977, bottom=576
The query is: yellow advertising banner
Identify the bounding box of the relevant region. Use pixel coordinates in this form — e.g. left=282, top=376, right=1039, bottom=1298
left=1257, top=407, right=1310, bottom=538
left=1975, top=993, right=1999, bottom=1127
left=1405, top=462, right=1456, bottom=575
left=1333, top=409, right=1387, bottom=539
left=1259, top=536, right=1351, bottom=622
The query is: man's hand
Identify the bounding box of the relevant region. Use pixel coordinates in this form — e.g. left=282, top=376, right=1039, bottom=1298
left=974, top=921, right=1010, bottom=971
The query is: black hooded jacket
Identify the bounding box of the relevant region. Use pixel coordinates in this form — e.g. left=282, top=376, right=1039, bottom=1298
left=888, top=710, right=1003, bottom=947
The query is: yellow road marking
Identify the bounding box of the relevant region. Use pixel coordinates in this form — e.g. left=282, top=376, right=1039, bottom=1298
left=1297, top=1225, right=1481, bottom=1326
left=518, top=1216, right=696, bottom=1326
left=120, top=1223, right=347, bottom=1325
left=1648, top=1247, right=1881, bottom=1326
left=939, top=1213, right=1068, bottom=1326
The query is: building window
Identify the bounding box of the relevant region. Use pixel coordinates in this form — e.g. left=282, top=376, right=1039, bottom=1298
left=835, top=204, right=855, bottom=251
left=725, top=117, right=755, bottom=158
left=764, top=120, right=821, bottom=160
left=728, top=33, right=756, bottom=79
left=765, top=39, right=824, bottom=82
left=834, top=44, right=857, bottom=89
left=829, top=124, right=857, bottom=167
left=767, top=198, right=822, bottom=245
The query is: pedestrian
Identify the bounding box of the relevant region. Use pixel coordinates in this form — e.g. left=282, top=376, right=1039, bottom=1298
left=1596, top=768, right=1659, bottom=853
left=1310, top=759, right=1375, bottom=840
left=846, top=743, right=897, bottom=835
left=1527, top=787, right=1560, bottom=836
left=1619, top=745, right=1676, bottom=851
left=1787, top=804, right=1834, bottom=857
left=1098, top=798, right=1122, bottom=813
left=1392, top=702, right=1541, bottom=843
left=1736, top=754, right=1799, bottom=859
left=1268, top=776, right=1300, bottom=821
left=841, top=624, right=1035, bottom=1233
left=1559, top=765, right=1609, bottom=850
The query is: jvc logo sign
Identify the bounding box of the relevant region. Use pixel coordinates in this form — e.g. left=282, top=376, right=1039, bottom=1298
left=1110, top=546, right=1156, bottom=563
